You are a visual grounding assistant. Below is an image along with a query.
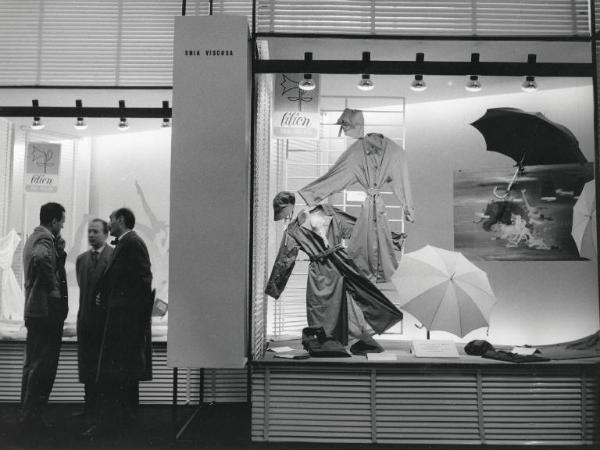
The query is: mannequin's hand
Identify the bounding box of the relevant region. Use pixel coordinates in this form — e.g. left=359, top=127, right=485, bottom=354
left=404, top=208, right=415, bottom=223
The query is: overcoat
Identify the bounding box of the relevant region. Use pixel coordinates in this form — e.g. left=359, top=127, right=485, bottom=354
left=96, top=231, right=153, bottom=383
left=299, top=133, right=414, bottom=282
left=75, top=245, right=113, bottom=383
left=266, top=204, right=402, bottom=345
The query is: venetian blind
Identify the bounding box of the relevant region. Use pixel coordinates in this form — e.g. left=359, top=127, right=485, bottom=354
left=255, top=0, right=590, bottom=36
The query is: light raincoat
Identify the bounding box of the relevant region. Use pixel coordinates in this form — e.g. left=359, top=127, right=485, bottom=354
left=299, top=129, right=414, bottom=282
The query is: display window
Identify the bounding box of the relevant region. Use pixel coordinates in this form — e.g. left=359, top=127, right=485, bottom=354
left=252, top=39, right=598, bottom=360
left=0, top=93, right=171, bottom=341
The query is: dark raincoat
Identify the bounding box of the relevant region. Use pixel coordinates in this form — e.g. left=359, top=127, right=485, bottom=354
left=96, top=231, right=153, bottom=383
left=266, top=204, right=402, bottom=345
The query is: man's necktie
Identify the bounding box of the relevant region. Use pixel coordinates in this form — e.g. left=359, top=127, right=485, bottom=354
left=91, top=250, right=99, bottom=266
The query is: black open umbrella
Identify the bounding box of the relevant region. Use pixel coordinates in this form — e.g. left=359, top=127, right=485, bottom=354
left=471, top=107, right=587, bottom=197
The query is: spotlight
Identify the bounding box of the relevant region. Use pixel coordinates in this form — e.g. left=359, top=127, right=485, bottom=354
left=74, top=99, right=88, bottom=130
left=410, top=74, right=427, bottom=92
left=299, top=73, right=316, bottom=91
left=357, top=51, right=374, bottom=91
left=522, top=54, right=538, bottom=92
left=118, top=100, right=129, bottom=131
left=30, top=99, right=45, bottom=130
left=161, top=100, right=171, bottom=128
left=521, top=75, right=538, bottom=92
left=357, top=74, right=374, bottom=91
left=465, top=75, right=482, bottom=92
left=299, top=52, right=316, bottom=91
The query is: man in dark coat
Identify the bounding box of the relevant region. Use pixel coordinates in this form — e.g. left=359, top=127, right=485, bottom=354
left=75, top=219, right=113, bottom=421
left=93, top=207, right=153, bottom=433
left=19, top=202, right=68, bottom=431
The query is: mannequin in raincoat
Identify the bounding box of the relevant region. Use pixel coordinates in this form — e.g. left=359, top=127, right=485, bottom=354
left=298, top=108, right=415, bottom=282
left=266, top=191, right=402, bottom=348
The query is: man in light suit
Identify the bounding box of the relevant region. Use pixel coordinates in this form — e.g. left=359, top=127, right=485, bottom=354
left=75, top=219, right=113, bottom=423
left=93, top=207, right=153, bottom=434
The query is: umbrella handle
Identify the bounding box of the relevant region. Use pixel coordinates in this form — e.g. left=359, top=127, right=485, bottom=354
left=492, top=166, right=521, bottom=199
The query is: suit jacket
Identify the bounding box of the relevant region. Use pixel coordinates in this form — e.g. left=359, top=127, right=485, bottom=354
left=76, top=245, right=113, bottom=325
left=75, top=245, right=113, bottom=382
left=22, top=226, right=67, bottom=319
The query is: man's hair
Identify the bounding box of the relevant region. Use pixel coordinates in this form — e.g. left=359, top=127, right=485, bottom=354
left=91, top=218, right=109, bottom=234
left=40, top=203, right=65, bottom=225
left=113, top=208, right=135, bottom=229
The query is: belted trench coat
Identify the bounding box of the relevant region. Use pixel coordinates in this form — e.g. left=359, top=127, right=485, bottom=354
left=299, top=134, right=414, bottom=282
left=266, top=204, right=403, bottom=345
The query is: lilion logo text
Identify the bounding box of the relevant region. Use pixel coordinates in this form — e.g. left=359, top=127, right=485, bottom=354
left=184, top=50, right=234, bottom=56
left=280, top=112, right=311, bottom=128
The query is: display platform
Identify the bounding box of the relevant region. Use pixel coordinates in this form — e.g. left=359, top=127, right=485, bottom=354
left=252, top=339, right=600, bottom=445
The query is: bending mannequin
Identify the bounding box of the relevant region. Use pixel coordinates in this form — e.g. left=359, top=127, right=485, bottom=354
left=266, top=191, right=403, bottom=352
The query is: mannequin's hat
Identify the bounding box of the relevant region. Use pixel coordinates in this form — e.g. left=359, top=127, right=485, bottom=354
left=273, top=191, right=295, bottom=221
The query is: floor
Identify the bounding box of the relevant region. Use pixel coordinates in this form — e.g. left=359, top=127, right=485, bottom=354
left=0, top=403, right=596, bottom=449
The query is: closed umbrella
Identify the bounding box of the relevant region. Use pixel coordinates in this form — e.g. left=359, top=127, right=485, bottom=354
left=391, top=245, right=497, bottom=338
left=572, top=180, right=596, bottom=259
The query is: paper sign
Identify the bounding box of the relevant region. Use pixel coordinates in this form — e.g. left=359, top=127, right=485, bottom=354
left=272, top=73, right=320, bottom=139
left=25, top=142, right=61, bottom=192
left=366, top=352, right=398, bottom=361
left=269, top=346, right=295, bottom=353
left=411, top=340, right=460, bottom=358
left=511, top=346, right=537, bottom=355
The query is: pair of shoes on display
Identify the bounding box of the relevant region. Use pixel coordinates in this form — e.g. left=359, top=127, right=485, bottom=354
left=350, top=336, right=384, bottom=355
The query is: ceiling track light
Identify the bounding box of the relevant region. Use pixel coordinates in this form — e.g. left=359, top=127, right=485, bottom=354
left=410, top=53, right=427, bottom=92
left=522, top=54, right=538, bottom=92
left=74, top=99, right=88, bottom=130
left=357, top=52, right=374, bottom=91
left=118, top=100, right=129, bottom=131
left=161, top=100, right=171, bottom=128
left=465, top=53, right=482, bottom=92
left=30, top=99, right=45, bottom=130
left=299, top=52, right=316, bottom=91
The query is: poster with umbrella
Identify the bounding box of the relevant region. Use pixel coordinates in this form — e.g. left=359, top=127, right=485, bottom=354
left=572, top=179, right=597, bottom=260
left=391, top=245, right=497, bottom=339
left=454, top=108, right=592, bottom=261
left=470, top=107, right=587, bottom=198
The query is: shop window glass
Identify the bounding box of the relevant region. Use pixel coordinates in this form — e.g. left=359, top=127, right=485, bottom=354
left=0, top=119, right=170, bottom=341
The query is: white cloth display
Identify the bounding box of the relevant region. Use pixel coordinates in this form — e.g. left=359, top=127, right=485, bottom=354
left=0, top=229, right=24, bottom=321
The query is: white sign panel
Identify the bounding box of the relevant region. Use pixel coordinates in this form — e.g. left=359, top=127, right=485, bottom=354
left=272, top=73, right=320, bottom=139
left=168, top=16, right=250, bottom=369
left=25, top=142, right=60, bottom=192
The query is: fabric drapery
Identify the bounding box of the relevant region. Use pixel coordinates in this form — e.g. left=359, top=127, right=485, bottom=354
left=0, top=229, right=24, bottom=321
left=299, top=134, right=414, bottom=282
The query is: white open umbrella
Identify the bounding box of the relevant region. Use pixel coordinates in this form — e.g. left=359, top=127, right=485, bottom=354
left=572, top=180, right=596, bottom=260
left=391, top=245, right=497, bottom=338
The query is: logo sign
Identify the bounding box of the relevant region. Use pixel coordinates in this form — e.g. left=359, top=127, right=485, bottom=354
left=25, top=142, right=60, bottom=193
left=273, top=73, right=320, bottom=139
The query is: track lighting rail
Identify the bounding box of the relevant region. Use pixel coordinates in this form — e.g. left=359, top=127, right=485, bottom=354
left=0, top=106, right=172, bottom=118
left=256, top=59, right=591, bottom=76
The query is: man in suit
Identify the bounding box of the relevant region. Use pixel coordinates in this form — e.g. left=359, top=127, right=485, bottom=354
left=75, top=219, right=113, bottom=423
left=19, top=202, right=68, bottom=431
left=94, top=207, right=153, bottom=433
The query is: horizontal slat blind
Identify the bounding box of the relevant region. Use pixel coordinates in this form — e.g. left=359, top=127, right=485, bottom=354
left=252, top=365, right=599, bottom=444
left=0, top=342, right=247, bottom=404
left=256, top=0, right=590, bottom=36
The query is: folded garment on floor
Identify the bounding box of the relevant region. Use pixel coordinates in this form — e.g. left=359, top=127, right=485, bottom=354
left=464, top=339, right=494, bottom=356
left=302, top=327, right=350, bottom=357
left=482, top=349, right=550, bottom=363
